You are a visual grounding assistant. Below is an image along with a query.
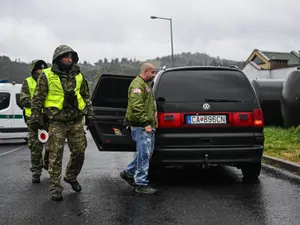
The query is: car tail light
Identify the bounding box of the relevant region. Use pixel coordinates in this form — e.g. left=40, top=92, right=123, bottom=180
left=158, top=113, right=181, bottom=128
left=231, top=108, right=264, bottom=127
left=232, top=112, right=253, bottom=127
left=253, top=108, right=264, bottom=127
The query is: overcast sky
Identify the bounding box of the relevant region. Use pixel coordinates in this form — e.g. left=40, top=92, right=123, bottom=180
left=0, top=0, right=299, bottom=64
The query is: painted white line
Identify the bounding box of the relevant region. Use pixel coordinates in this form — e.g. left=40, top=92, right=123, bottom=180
left=0, top=145, right=26, bottom=157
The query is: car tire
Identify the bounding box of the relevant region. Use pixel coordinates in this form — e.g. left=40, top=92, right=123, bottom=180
left=148, top=163, right=162, bottom=181
left=241, top=162, right=261, bottom=181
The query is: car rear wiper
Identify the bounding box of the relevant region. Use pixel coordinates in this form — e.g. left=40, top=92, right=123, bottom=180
left=204, top=98, right=243, bottom=102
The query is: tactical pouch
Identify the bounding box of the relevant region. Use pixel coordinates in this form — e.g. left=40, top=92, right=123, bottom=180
left=63, top=91, right=78, bottom=108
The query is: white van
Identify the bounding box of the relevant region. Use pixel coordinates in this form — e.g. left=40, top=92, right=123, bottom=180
left=0, top=80, right=28, bottom=141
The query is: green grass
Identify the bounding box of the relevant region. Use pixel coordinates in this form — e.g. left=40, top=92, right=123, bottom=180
left=264, top=127, right=300, bottom=164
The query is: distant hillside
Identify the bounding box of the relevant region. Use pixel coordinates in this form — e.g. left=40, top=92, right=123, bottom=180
left=0, top=53, right=244, bottom=92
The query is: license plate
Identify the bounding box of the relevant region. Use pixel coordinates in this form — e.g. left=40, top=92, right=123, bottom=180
left=186, top=115, right=227, bottom=124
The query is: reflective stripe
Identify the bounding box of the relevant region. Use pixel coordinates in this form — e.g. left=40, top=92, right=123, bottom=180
left=0, top=114, right=23, bottom=119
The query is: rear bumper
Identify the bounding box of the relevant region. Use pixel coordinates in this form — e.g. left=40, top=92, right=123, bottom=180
left=151, top=146, right=263, bottom=166
left=0, top=128, right=28, bottom=139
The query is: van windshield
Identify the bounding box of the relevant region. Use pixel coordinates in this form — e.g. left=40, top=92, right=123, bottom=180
left=156, top=70, right=255, bottom=102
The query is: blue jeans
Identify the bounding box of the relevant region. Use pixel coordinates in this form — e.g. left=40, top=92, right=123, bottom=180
left=125, top=127, right=155, bottom=186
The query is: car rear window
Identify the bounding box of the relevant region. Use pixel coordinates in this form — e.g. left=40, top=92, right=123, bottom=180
left=156, top=70, right=255, bottom=102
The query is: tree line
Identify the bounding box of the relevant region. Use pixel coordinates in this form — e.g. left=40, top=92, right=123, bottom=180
left=0, top=52, right=244, bottom=92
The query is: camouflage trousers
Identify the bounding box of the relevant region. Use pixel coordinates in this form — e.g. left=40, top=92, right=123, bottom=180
left=46, top=119, right=87, bottom=193
left=28, top=127, right=48, bottom=176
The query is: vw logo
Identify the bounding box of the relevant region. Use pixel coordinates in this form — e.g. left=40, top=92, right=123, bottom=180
left=203, top=103, right=210, bottom=110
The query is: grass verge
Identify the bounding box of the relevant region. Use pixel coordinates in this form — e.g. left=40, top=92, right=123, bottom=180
left=264, top=127, right=300, bottom=164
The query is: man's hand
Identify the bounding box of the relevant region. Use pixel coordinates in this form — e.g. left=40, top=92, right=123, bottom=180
left=145, top=125, right=152, bottom=133
left=86, top=116, right=94, bottom=130
left=29, top=112, right=44, bottom=132
left=29, top=120, right=43, bottom=132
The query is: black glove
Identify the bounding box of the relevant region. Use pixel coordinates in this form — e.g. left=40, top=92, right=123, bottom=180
left=29, top=117, right=45, bottom=132
left=29, top=120, right=43, bottom=132
left=86, top=117, right=94, bottom=130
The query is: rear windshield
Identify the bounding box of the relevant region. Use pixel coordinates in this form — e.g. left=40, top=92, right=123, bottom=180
left=156, top=70, right=255, bottom=102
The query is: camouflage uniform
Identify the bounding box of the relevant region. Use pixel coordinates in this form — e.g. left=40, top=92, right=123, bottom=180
left=20, top=60, right=49, bottom=183
left=29, top=45, right=94, bottom=200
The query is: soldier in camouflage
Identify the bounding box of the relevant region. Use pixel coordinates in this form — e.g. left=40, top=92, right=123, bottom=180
left=20, top=59, right=49, bottom=183
left=29, top=45, right=94, bottom=201
left=120, top=63, right=158, bottom=194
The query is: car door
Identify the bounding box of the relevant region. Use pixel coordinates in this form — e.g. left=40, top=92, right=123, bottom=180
left=89, top=74, right=136, bottom=152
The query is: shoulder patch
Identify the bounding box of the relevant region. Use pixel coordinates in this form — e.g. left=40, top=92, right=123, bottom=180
left=132, top=88, right=142, bottom=93
left=146, top=87, right=151, bottom=92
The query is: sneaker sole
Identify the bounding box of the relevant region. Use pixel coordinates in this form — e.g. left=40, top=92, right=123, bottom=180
left=135, top=189, right=157, bottom=194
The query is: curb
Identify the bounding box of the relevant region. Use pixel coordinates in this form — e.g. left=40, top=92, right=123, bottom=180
left=262, top=155, right=300, bottom=176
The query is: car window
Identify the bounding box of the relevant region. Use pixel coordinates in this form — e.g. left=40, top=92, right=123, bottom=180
left=0, top=93, right=10, bottom=110
left=156, top=70, right=255, bottom=102
left=16, top=93, right=23, bottom=109
left=93, top=76, right=134, bottom=108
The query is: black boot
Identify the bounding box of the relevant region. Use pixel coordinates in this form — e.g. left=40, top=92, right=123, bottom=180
left=32, top=175, right=40, bottom=183
left=63, top=178, right=82, bottom=192
left=51, top=191, right=63, bottom=201
left=43, top=163, right=48, bottom=171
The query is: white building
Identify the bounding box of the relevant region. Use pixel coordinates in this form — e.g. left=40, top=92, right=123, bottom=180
left=242, top=49, right=300, bottom=80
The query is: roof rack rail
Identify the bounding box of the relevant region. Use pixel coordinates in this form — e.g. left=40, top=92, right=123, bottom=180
left=229, top=65, right=239, bottom=70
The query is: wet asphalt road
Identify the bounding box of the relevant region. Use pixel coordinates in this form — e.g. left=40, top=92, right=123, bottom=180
left=0, top=133, right=300, bottom=225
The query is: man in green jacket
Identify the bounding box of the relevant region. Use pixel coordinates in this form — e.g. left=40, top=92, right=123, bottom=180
left=120, top=62, right=158, bottom=194
left=20, top=59, right=48, bottom=183
left=29, top=45, right=94, bottom=201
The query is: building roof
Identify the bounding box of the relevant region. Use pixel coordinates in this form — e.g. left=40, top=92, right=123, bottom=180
left=259, top=50, right=300, bottom=65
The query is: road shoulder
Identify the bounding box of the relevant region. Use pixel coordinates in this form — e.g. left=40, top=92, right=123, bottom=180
left=263, top=154, right=300, bottom=177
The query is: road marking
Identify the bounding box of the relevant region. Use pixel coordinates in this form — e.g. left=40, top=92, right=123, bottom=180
left=0, top=145, right=26, bottom=157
